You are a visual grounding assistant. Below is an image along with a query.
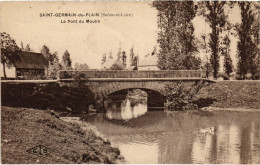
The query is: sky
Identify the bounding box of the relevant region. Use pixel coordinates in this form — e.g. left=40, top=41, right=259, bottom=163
left=0, top=1, right=241, bottom=69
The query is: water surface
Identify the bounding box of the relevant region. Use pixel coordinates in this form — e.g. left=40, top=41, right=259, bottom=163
left=79, top=97, right=260, bottom=164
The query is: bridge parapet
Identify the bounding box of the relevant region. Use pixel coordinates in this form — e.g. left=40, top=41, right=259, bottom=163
left=59, top=70, right=205, bottom=79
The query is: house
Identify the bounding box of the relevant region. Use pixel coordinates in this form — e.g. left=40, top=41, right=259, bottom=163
left=0, top=51, right=48, bottom=80
left=137, top=54, right=159, bottom=70
left=101, top=58, right=127, bottom=70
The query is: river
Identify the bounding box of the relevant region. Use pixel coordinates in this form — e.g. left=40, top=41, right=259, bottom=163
left=76, top=95, right=260, bottom=164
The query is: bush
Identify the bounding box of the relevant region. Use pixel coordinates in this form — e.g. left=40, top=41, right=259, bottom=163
left=164, top=81, right=205, bottom=111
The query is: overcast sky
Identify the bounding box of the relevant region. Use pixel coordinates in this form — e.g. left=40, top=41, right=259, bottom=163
left=0, top=1, right=241, bottom=69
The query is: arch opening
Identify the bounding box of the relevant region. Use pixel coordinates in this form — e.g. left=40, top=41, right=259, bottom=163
left=104, top=88, right=165, bottom=121
left=106, top=88, right=166, bottom=108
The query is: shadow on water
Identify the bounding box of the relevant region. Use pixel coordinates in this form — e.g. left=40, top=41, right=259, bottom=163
left=193, top=98, right=216, bottom=108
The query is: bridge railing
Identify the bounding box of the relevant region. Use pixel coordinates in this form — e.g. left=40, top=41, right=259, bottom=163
left=59, top=70, right=205, bottom=79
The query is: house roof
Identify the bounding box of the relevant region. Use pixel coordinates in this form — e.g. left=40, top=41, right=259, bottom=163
left=102, top=58, right=116, bottom=70
left=102, top=58, right=127, bottom=70
left=138, top=55, right=158, bottom=67
left=11, top=51, right=48, bottom=69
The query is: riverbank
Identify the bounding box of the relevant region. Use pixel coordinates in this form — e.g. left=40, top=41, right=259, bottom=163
left=1, top=106, right=122, bottom=164
left=194, top=80, right=260, bottom=110
left=1, top=82, right=96, bottom=112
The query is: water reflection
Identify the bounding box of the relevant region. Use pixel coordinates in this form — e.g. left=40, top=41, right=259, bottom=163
left=105, top=98, right=148, bottom=121
left=81, top=103, right=260, bottom=164
left=118, top=142, right=158, bottom=164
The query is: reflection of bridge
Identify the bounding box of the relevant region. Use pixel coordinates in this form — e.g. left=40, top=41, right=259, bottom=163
left=59, top=70, right=214, bottom=106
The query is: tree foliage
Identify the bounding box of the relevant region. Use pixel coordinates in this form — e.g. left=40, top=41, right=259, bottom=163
left=117, top=47, right=121, bottom=60
left=0, top=32, right=20, bottom=79
left=74, top=63, right=89, bottom=70
left=46, top=55, right=61, bottom=79
left=236, top=2, right=259, bottom=79
left=165, top=81, right=205, bottom=111
left=221, top=35, right=233, bottom=77
left=152, top=1, right=201, bottom=70
left=198, top=1, right=227, bottom=79
left=129, top=47, right=135, bottom=66
left=21, top=42, right=24, bottom=50
left=101, top=53, right=106, bottom=65
left=25, top=44, right=31, bottom=52
left=200, top=35, right=212, bottom=78
left=41, top=45, right=51, bottom=61
left=44, top=50, right=61, bottom=79
left=122, top=51, right=126, bottom=67
left=61, top=50, right=72, bottom=70
left=108, top=51, right=113, bottom=59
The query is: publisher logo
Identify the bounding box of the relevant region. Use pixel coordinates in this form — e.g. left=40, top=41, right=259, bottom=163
left=26, top=145, right=51, bottom=156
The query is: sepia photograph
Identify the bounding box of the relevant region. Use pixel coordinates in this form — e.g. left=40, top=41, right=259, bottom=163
left=1, top=0, right=260, bottom=164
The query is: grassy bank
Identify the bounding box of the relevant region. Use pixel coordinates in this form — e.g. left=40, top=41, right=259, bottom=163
left=194, top=81, right=260, bottom=109
left=1, top=106, right=122, bottom=164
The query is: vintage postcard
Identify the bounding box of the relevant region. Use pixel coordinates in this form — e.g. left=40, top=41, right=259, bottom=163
left=1, top=0, right=260, bottom=164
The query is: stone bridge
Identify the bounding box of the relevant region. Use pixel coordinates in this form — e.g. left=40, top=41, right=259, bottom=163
left=58, top=70, right=213, bottom=107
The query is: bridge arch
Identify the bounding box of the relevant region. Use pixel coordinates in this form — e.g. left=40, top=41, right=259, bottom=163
left=87, top=81, right=168, bottom=108
left=106, top=88, right=166, bottom=108
left=89, top=81, right=167, bottom=97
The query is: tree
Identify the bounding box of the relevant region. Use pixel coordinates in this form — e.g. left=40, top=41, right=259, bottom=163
left=25, top=44, right=31, bottom=51
left=202, top=60, right=212, bottom=79
left=49, top=51, right=58, bottom=65
left=41, top=45, right=61, bottom=79
left=252, top=5, right=260, bottom=79
left=47, top=56, right=61, bottom=79
left=122, top=51, right=126, bottom=67
left=236, top=2, right=260, bottom=79
left=129, top=47, right=135, bottom=66
left=221, top=35, right=233, bottom=77
left=133, top=55, right=139, bottom=67
left=198, top=1, right=227, bottom=79
left=74, top=63, right=89, bottom=70
left=200, top=35, right=212, bottom=78
left=101, top=53, right=106, bottom=65
left=45, top=51, right=60, bottom=79
left=117, top=47, right=121, bottom=60
left=61, top=50, right=72, bottom=70
left=74, top=63, right=79, bottom=70
left=0, top=32, right=20, bottom=79
left=236, top=2, right=254, bottom=79
left=108, top=50, right=113, bottom=59
left=21, top=41, right=24, bottom=50
left=152, top=1, right=200, bottom=70
left=252, top=6, right=260, bottom=79
left=41, top=45, right=51, bottom=61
